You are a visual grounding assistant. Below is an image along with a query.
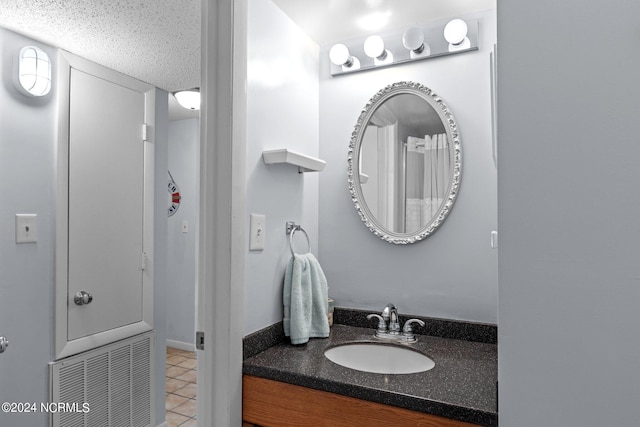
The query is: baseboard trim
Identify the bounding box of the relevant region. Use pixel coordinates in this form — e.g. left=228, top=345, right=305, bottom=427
left=156, top=422, right=168, bottom=427
left=166, top=339, right=196, bottom=352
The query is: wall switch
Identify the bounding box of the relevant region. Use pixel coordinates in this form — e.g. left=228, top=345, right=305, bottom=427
left=249, top=214, right=266, bottom=251
left=182, top=220, right=189, bottom=233
left=16, top=214, right=38, bottom=243
left=490, top=230, right=498, bottom=249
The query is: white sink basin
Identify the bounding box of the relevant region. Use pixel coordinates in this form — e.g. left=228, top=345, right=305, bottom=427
left=324, top=343, right=435, bottom=374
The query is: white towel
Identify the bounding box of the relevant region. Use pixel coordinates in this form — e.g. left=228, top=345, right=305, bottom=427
left=283, top=253, right=330, bottom=345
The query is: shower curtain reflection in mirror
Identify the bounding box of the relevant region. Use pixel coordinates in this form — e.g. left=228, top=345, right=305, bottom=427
left=405, top=134, right=450, bottom=233
left=360, top=125, right=449, bottom=234
left=360, top=122, right=401, bottom=232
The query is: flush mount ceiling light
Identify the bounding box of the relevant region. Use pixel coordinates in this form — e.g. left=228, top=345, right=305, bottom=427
left=444, top=19, right=471, bottom=51
left=15, top=45, right=51, bottom=97
left=329, top=43, right=361, bottom=71
left=173, top=88, right=200, bottom=110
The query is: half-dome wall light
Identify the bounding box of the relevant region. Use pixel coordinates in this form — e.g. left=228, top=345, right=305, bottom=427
left=15, top=45, right=51, bottom=97
left=328, top=18, right=478, bottom=77
left=173, top=88, right=200, bottom=110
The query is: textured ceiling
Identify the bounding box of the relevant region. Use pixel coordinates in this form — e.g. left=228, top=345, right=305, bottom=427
left=0, top=0, right=200, bottom=93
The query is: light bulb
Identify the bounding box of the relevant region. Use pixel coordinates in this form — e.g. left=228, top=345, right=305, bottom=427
left=364, top=35, right=386, bottom=59
left=329, top=44, right=352, bottom=66
left=444, top=19, right=468, bottom=46
left=364, top=35, right=393, bottom=66
left=329, top=44, right=360, bottom=71
left=402, top=27, right=429, bottom=56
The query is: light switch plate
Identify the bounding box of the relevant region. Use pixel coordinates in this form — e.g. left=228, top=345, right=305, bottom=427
left=16, top=214, right=38, bottom=243
left=249, top=213, right=266, bottom=251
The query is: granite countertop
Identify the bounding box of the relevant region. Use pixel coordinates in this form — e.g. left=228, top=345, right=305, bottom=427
left=243, top=324, right=498, bottom=427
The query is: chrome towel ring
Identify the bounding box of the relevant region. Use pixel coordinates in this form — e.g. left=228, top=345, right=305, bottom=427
left=286, top=221, right=311, bottom=256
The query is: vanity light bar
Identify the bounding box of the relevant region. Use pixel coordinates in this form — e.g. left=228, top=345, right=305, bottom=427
left=328, top=18, right=478, bottom=76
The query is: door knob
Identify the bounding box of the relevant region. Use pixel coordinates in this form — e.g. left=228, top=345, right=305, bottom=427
left=74, top=291, right=93, bottom=306
left=0, top=336, right=8, bottom=354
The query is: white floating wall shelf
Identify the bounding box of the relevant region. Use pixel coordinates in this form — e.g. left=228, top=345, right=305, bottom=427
left=262, top=149, right=326, bottom=173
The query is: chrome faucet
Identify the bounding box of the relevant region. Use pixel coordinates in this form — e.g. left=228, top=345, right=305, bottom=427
left=382, top=303, right=400, bottom=334
left=367, top=304, right=426, bottom=343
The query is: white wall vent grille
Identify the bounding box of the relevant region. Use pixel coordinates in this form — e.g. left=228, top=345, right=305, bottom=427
left=50, top=331, right=154, bottom=427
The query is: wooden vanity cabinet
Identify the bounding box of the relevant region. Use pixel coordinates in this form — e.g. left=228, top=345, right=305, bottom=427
left=243, top=375, right=482, bottom=427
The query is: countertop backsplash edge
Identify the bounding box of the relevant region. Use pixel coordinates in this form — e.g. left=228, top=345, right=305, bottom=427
left=243, top=307, right=497, bottom=359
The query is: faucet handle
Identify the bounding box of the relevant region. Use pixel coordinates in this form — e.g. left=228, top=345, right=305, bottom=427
left=403, top=318, right=425, bottom=333
left=402, top=318, right=425, bottom=342
left=367, top=314, right=387, bottom=333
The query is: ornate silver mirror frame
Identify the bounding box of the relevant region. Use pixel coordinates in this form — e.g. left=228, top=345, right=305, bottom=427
left=347, top=81, right=462, bottom=244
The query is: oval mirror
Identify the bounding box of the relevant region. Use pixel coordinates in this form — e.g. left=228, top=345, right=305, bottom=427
left=348, top=82, right=461, bottom=244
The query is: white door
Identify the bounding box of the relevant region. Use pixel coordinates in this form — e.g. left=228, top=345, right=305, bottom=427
left=55, top=51, right=155, bottom=360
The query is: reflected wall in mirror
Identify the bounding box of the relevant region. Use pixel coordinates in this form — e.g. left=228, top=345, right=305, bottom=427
left=348, top=82, right=461, bottom=244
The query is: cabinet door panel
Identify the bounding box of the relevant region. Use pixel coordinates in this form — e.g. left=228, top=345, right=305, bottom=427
left=243, top=375, right=481, bottom=427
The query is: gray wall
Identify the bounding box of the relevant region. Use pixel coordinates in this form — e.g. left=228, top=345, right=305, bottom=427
left=167, top=118, right=199, bottom=346
left=318, top=10, right=498, bottom=323
left=0, top=28, right=56, bottom=427
left=0, top=27, right=169, bottom=427
left=498, top=1, right=640, bottom=425
left=243, top=0, right=320, bottom=335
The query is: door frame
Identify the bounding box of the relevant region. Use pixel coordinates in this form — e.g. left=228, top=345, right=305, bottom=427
left=54, top=50, right=156, bottom=360
left=197, top=0, right=246, bottom=425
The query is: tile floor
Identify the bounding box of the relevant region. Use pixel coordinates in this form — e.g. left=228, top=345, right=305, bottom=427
left=165, top=347, right=197, bottom=427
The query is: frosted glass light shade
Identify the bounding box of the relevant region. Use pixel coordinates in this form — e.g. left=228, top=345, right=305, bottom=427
left=444, top=19, right=468, bottom=45
left=402, top=27, right=430, bottom=57
left=329, top=44, right=351, bottom=66
left=329, top=43, right=360, bottom=70
left=402, top=27, right=425, bottom=53
left=364, top=35, right=393, bottom=65
left=364, top=35, right=386, bottom=59
left=174, top=89, right=200, bottom=110
left=16, top=46, right=51, bottom=97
